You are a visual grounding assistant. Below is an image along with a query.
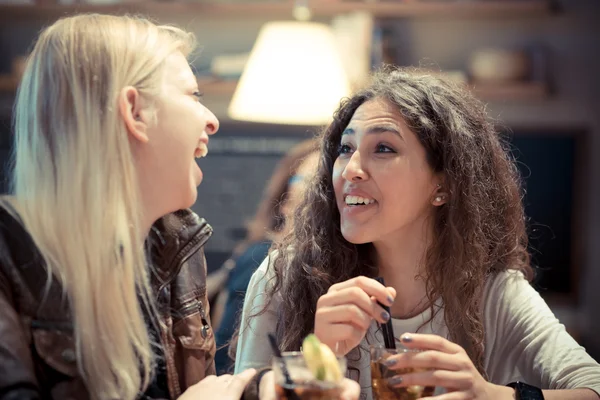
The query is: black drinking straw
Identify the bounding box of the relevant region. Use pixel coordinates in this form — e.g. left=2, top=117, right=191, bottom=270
left=267, top=333, right=301, bottom=400
left=375, top=277, right=396, bottom=349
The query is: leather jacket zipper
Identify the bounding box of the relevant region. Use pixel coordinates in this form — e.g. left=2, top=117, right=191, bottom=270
left=198, top=301, right=210, bottom=339
left=178, top=297, right=211, bottom=339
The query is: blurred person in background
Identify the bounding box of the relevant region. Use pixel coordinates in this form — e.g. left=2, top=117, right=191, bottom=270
left=212, top=139, right=319, bottom=375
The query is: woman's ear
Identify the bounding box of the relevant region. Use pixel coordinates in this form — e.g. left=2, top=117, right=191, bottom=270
left=432, top=182, right=448, bottom=206
left=118, top=86, right=149, bottom=143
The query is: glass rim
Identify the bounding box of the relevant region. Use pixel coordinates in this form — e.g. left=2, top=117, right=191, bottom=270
left=369, top=343, right=423, bottom=352
left=275, top=351, right=304, bottom=358
left=273, top=351, right=347, bottom=362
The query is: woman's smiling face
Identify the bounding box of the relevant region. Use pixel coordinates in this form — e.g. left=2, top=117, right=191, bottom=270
left=332, top=97, right=443, bottom=246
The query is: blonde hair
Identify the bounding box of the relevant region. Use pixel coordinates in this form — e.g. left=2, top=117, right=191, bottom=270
left=10, top=14, right=195, bottom=399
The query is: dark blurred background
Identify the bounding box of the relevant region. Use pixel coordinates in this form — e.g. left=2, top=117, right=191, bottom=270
left=0, top=0, right=598, bottom=359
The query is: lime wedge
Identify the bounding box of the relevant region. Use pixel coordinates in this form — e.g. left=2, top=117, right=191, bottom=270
left=301, top=334, right=343, bottom=383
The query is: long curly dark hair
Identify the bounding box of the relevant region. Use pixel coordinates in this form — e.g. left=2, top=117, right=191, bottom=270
left=263, top=67, right=532, bottom=375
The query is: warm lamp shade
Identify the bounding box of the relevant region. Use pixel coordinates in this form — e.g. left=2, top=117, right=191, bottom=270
left=228, top=21, right=351, bottom=125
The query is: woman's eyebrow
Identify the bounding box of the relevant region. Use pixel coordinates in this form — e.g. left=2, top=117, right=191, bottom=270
left=342, top=125, right=403, bottom=141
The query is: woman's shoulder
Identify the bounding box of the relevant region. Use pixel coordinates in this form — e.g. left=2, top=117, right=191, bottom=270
left=252, top=246, right=298, bottom=277
left=227, top=241, right=272, bottom=292
left=0, top=197, right=38, bottom=265
left=152, top=209, right=213, bottom=244
left=0, top=196, right=23, bottom=227
left=484, top=269, right=530, bottom=295
left=235, top=241, right=272, bottom=268
left=482, top=268, right=542, bottom=318
left=246, top=248, right=296, bottom=299
left=0, top=197, right=54, bottom=311
left=251, top=250, right=278, bottom=281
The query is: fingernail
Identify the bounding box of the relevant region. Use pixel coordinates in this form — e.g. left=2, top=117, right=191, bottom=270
left=383, top=358, right=397, bottom=367
left=387, top=296, right=394, bottom=305
left=401, top=334, right=412, bottom=343
left=387, top=375, right=403, bottom=386
left=381, top=311, right=390, bottom=321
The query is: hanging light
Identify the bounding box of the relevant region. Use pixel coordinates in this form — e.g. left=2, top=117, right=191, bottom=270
left=227, top=2, right=351, bottom=126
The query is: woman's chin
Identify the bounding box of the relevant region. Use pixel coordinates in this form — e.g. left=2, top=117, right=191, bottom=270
left=341, top=229, right=372, bottom=245
left=176, top=185, right=198, bottom=211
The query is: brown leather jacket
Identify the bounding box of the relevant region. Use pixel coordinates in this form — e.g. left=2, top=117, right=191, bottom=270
left=0, top=204, right=216, bottom=399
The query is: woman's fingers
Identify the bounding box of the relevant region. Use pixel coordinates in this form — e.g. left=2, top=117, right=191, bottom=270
left=179, top=369, right=258, bottom=400
left=200, top=374, right=218, bottom=383
left=328, top=276, right=395, bottom=307
left=314, top=320, right=368, bottom=344
left=382, top=334, right=488, bottom=399
left=315, top=276, right=397, bottom=355
left=385, top=350, right=462, bottom=372
left=389, top=369, right=473, bottom=391
left=399, top=333, right=464, bottom=355
left=421, top=393, right=470, bottom=400
left=340, top=377, right=361, bottom=400
left=317, top=304, right=373, bottom=330
left=226, top=368, right=257, bottom=395
left=317, top=287, right=390, bottom=323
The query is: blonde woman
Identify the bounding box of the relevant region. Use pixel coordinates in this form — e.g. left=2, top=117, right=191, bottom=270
left=0, top=13, right=259, bottom=400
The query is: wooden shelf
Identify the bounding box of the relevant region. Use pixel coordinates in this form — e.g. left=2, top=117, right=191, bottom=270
left=0, top=1, right=553, bottom=21
left=197, top=77, right=238, bottom=97
left=470, top=81, right=549, bottom=101
left=0, top=74, right=550, bottom=102
left=0, top=74, right=238, bottom=96
left=200, top=78, right=550, bottom=102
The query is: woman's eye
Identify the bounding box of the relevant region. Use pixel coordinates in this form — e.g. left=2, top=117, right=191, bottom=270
left=193, top=91, right=204, bottom=101
left=376, top=144, right=395, bottom=153
left=337, top=144, right=352, bottom=155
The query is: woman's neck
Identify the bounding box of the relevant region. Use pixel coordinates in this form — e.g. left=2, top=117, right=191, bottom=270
left=141, top=208, right=159, bottom=239
left=373, top=222, right=433, bottom=319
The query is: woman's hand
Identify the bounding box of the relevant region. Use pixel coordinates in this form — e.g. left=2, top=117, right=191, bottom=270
left=314, top=276, right=396, bottom=356
left=384, top=333, right=511, bottom=399
left=338, top=377, right=362, bottom=400
left=178, top=368, right=256, bottom=400
left=259, top=371, right=362, bottom=400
